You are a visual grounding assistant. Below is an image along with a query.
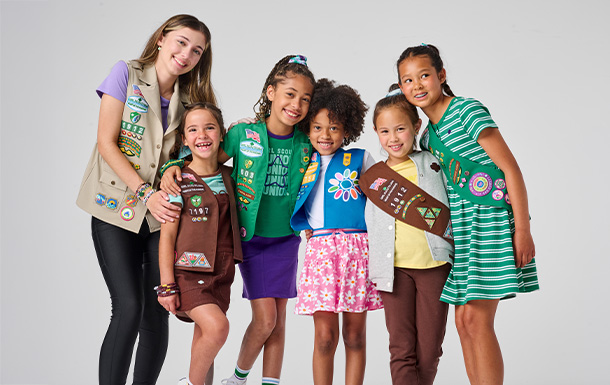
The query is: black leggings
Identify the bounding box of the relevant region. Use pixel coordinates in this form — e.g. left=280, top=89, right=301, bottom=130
left=92, top=217, right=168, bottom=385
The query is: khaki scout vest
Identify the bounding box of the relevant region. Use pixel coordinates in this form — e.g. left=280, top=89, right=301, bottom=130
left=76, top=61, right=188, bottom=233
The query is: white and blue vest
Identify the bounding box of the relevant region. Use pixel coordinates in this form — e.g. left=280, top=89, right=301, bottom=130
left=291, top=148, right=367, bottom=231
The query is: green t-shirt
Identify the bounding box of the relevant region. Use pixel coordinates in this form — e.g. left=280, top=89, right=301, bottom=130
left=255, top=133, right=294, bottom=237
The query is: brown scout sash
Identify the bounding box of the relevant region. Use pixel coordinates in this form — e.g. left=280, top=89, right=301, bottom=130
left=360, top=162, right=454, bottom=246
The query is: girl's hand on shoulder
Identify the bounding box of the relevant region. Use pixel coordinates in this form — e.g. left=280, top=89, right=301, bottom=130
left=160, top=166, right=182, bottom=196
left=158, top=293, right=180, bottom=315
left=513, top=229, right=535, bottom=268
left=146, top=190, right=181, bottom=223
left=228, top=117, right=256, bottom=131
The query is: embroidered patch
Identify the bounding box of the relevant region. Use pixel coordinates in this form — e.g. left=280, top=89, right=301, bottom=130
left=130, top=112, right=141, bottom=124
left=494, top=178, right=506, bottom=189
left=402, top=194, right=423, bottom=219
left=239, top=140, right=264, bottom=158
left=492, top=190, right=504, bottom=201
left=237, top=183, right=255, bottom=194
left=311, top=152, right=317, bottom=162
left=237, top=188, right=255, bottom=200
left=106, top=198, right=118, bottom=210
left=121, top=120, right=145, bottom=135
left=505, top=194, right=511, bottom=205
left=175, top=252, right=211, bottom=268
left=132, top=84, right=143, bottom=97
left=245, top=129, right=260, bottom=143
left=444, top=222, right=454, bottom=239
left=244, top=159, right=253, bottom=169
left=120, top=206, right=135, bottom=221
left=430, top=162, right=441, bottom=172
left=181, top=173, right=197, bottom=182
left=130, top=162, right=140, bottom=170
left=416, top=207, right=441, bottom=229
left=448, top=159, right=462, bottom=184
left=328, top=169, right=361, bottom=202
left=125, top=194, right=137, bottom=207
left=118, top=136, right=142, bottom=157
left=190, top=195, right=202, bottom=207
left=95, top=193, right=106, bottom=205
left=369, top=178, right=387, bottom=191
left=469, top=172, right=492, bottom=197
left=126, top=95, right=148, bottom=113
left=240, top=227, right=247, bottom=238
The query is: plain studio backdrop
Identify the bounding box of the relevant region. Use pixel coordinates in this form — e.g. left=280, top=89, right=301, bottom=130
left=1, top=1, right=608, bottom=384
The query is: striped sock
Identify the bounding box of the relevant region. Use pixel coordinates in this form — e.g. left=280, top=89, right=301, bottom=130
left=233, top=365, right=250, bottom=383
left=261, top=377, right=280, bottom=385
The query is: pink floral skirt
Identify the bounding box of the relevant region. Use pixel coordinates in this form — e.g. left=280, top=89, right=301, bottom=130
left=295, top=231, right=383, bottom=315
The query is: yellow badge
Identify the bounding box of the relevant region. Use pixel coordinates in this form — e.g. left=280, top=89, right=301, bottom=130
left=343, top=153, right=351, bottom=166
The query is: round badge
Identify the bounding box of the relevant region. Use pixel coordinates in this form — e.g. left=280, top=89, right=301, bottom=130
left=192, top=217, right=197, bottom=222
left=303, top=156, right=309, bottom=163
left=469, top=172, right=492, bottom=197
left=120, top=207, right=135, bottom=221
left=240, top=226, right=247, bottom=238
left=505, top=194, right=511, bottom=205
left=494, top=178, right=506, bottom=190
left=492, top=190, right=504, bottom=201
left=202, top=217, right=208, bottom=222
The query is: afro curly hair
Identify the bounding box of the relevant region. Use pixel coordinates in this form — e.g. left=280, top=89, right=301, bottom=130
left=300, top=78, right=368, bottom=146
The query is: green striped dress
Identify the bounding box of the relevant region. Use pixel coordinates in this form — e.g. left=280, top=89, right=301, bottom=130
left=422, top=97, right=539, bottom=305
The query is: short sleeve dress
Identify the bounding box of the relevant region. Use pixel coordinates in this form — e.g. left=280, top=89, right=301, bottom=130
left=421, top=97, right=539, bottom=305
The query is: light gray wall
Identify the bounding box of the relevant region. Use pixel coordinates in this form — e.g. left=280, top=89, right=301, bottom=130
left=1, top=0, right=608, bottom=384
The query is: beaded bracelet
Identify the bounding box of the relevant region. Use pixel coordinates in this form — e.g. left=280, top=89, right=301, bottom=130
left=159, top=159, right=185, bottom=177
left=142, top=188, right=156, bottom=206
left=136, top=182, right=152, bottom=199
left=154, top=282, right=180, bottom=297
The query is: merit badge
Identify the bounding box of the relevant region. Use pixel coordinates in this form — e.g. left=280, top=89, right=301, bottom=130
left=343, top=153, right=351, bottom=166
left=492, top=190, right=504, bottom=201
left=132, top=85, right=143, bottom=97
left=106, top=198, right=118, bottom=210
left=494, top=179, right=506, bottom=190
left=240, top=227, right=247, bottom=238
left=130, top=112, right=141, bottom=124
left=126, top=95, right=148, bottom=113
left=369, top=178, right=387, bottom=191
left=190, top=195, right=202, bottom=207
left=244, top=159, right=253, bottom=169
left=239, top=140, right=264, bottom=158
left=95, top=193, right=106, bottom=205
left=120, top=206, right=135, bottom=221
left=125, top=194, right=137, bottom=207
left=469, top=172, right=492, bottom=197
left=245, top=129, right=261, bottom=143
left=130, top=162, right=140, bottom=170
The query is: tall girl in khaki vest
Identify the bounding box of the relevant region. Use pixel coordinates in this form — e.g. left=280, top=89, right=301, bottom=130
left=76, top=15, right=216, bottom=385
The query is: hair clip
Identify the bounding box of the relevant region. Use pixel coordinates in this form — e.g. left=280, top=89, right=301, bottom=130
left=288, top=55, right=308, bottom=66
left=385, top=88, right=403, bottom=98
left=420, top=43, right=428, bottom=47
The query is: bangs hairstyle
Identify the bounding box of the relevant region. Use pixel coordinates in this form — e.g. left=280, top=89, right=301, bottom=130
left=171, top=102, right=225, bottom=159
left=396, top=44, right=455, bottom=97
left=302, top=78, right=368, bottom=146
left=254, top=55, right=316, bottom=122
left=373, top=84, right=419, bottom=127
left=135, top=14, right=217, bottom=105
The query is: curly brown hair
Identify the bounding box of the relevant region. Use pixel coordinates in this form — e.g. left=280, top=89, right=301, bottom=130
left=253, top=55, right=316, bottom=122
left=301, top=78, right=368, bottom=146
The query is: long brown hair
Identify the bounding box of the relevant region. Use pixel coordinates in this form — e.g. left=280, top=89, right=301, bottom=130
left=134, top=14, right=216, bottom=105
left=397, top=44, right=455, bottom=97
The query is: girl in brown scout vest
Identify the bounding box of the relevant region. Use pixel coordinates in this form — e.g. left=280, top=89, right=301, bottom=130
left=158, top=103, right=242, bottom=385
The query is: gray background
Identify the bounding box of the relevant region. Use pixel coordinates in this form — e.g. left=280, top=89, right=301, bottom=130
left=1, top=0, right=608, bottom=384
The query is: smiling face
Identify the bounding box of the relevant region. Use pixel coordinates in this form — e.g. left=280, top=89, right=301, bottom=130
left=398, top=55, right=446, bottom=111
left=156, top=27, right=207, bottom=79
left=182, top=108, right=222, bottom=164
left=308, top=109, right=346, bottom=156
left=265, top=73, right=313, bottom=134
left=375, top=106, right=421, bottom=166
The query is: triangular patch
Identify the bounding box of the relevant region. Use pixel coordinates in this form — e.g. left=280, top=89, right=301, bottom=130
left=425, top=218, right=436, bottom=229
left=194, top=256, right=211, bottom=268
left=444, top=222, right=453, bottom=239
left=425, top=209, right=436, bottom=219
left=431, top=207, right=441, bottom=217
left=176, top=254, right=190, bottom=266
left=417, top=207, right=427, bottom=217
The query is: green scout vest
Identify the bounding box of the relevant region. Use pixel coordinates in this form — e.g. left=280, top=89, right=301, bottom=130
left=224, top=122, right=311, bottom=241
left=426, top=126, right=512, bottom=211
left=76, top=61, right=188, bottom=233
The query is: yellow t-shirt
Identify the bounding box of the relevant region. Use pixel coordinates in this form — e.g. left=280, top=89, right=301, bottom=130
left=392, top=160, right=447, bottom=269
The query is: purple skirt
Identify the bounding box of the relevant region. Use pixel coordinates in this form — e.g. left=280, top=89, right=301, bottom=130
left=239, top=234, right=301, bottom=300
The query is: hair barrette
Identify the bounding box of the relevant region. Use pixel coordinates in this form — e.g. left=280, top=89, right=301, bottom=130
left=420, top=43, right=428, bottom=47
left=385, top=88, right=403, bottom=98
left=288, top=55, right=308, bottom=66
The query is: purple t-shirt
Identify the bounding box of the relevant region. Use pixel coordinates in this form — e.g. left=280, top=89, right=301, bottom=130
left=96, top=61, right=170, bottom=131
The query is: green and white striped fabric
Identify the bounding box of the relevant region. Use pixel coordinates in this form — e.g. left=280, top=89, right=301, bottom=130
left=423, top=97, right=539, bottom=305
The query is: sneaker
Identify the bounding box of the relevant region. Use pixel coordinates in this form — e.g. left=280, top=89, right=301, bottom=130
left=177, top=377, right=189, bottom=385
left=221, top=377, right=246, bottom=385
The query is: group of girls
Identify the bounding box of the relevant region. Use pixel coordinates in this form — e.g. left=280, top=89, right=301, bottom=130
left=77, top=13, right=538, bottom=385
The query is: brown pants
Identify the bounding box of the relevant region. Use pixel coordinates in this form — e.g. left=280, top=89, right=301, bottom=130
left=380, top=264, right=451, bottom=385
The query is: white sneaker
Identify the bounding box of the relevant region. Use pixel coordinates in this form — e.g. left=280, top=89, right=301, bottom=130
left=221, top=377, right=246, bottom=385
left=177, top=377, right=189, bottom=385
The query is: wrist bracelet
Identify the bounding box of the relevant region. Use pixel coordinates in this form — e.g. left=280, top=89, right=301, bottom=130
left=142, top=188, right=156, bottom=206
left=154, top=282, right=180, bottom=297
